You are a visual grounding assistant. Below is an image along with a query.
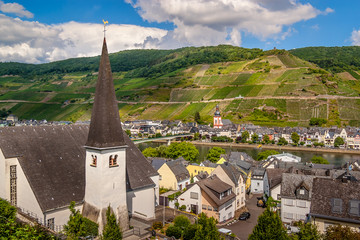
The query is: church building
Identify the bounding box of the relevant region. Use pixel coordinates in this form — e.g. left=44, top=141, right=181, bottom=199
left=213, top=105, right=223, bottom=129
left=0, top=37, right=159, bottom=232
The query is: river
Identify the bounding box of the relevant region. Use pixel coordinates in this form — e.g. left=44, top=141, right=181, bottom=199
left=137, top=142, right=360, bottom=166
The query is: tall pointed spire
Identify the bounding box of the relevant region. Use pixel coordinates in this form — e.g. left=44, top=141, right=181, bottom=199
left=86, top=38, right=125, bottom=148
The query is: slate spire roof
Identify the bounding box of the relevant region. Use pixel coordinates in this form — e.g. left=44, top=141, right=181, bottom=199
left=86, top=38, right=125, bottom=148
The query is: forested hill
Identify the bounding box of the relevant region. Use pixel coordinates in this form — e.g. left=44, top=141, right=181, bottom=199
left=2, top=44, right=360, bottom=127
left=290, top=46, right=360, bottom=73
left=0, top=45, right=264, bottom=78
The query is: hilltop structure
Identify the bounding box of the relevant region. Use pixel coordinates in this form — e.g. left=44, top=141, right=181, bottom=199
left=0, top=38, right=159, bottom=232
left=213, top=105, right=223, bottom=129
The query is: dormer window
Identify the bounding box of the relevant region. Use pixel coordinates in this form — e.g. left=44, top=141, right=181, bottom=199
left=109, top=155, right=118, bottom=167
left=349, top=200, right=360, bottom=216
left=331, top=198, right=342, bottom=213
left=91, top=155, right=97, bottom=167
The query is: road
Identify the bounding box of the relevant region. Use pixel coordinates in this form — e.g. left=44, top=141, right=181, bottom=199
left=225, top=194, right=265, bottom=240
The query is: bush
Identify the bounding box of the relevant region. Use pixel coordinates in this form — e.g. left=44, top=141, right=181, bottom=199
left=183, top=224, right=198, bottom=240
left=152, top=221, right=163, bottom=230
left=179, top=205, right=186, bottom=211
left=174, top=215, right=190, bottom=230
left=166, top=225, right=182, bottom=239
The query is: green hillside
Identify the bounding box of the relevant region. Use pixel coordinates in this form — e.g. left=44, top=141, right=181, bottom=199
left=1, top=46, right=360, bottom=127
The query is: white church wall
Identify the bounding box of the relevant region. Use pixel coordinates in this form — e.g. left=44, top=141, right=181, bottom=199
left=150, top=175, right=159, bottom=206
left=45, top=204, right=82, bottom=230
left=127, top=187, right=155, bottom=219
left=1, top=154, right=43, bottom=221
left=0, top=149, right=6, bottom=198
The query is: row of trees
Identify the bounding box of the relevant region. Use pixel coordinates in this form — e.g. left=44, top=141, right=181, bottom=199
left=237, top=131, right=345, bottom=148
left=142, top=142, right=199, bottom=162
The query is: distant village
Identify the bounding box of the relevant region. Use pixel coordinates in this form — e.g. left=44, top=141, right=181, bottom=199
left=3, top=108, right=360, bottom=149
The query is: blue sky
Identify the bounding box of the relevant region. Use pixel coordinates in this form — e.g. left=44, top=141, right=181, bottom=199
left=0, top=0, right=359, bottom=63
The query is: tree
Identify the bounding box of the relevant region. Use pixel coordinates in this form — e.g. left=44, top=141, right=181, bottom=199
left=310, top=156, right=329, bottom=164
left=262, top=134, right=270, bottom=144
left=309, top=118, right=327, bottom=126
left=324, top=225, right=360, bottom=240
left=241, top=131, right=250, bottom=143
left=166, top=224, right=182, bottom=239
left=142, top=147, right=158, bottom=157
left=194, top=111, right=201, bottom=124
left=183, top=224, right=198, bottom=240
left=277, top=137, right=288, bottom=146
left=193, top=213, right=220, bottom=240
left=291, top=132, right=300, bottom=145
left=166, top=142, right=199, bottom=162
left=125, top=129, right=131, bottom=137
left=102, top=206, right=122, bottom=240
left=63, top=201, right=98, bottom=239
left=206, top=147, right=226, bottom=163
left=256, top=150, right=279, bottom=161
left=249, top=208, right=289, bottom=240
left=174, top=215, right=190, bottom=232
left=64, top=201, right=87, bottom=239
left=334, top=136, right=345, bottom=148
left=293, top=222, right=321, bottom=240
left=194, top=132, right=200, bottom=140
left=0, top=199, right=56, bottom=239
left=252, top=133, right=259, bottom=143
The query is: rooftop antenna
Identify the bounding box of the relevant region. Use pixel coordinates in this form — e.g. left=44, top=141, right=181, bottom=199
left=102, top=19, right=108, bottom=38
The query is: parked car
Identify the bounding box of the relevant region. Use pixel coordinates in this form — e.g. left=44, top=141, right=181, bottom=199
left=239, top=212, right=251, bottom=220
left=257, top=197, right=266, bottom=208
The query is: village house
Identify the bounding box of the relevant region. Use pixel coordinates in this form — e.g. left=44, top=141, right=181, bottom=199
left=263, top=168, right=287, bottom=201
left=251, top=168, right=266, bottom=194
left=211, top=162, right=246, bottom=210
left=157, top=159, right=190, bottom=190
left=177, top=175, right=236, bottom=223
left=280, top=173, right=316, bottom=225
left=309, top=174, right=360, bottom=233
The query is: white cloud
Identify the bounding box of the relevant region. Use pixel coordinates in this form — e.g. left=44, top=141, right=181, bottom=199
left=0, top=0, right=33, bottom=18
left=351, top=29, right=360, bottom=46
left=127, top=0, right=332, bottom=47
left=0, top=14, right=167, bottom=63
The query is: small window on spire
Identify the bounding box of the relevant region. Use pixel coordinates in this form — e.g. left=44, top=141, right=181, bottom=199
left=91, top=155, right=97, bottom=167
left=109, top=155, right=118, bottom=167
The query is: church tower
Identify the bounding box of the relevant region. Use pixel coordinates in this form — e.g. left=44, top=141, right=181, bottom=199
left=213, top=104, right=223, bottom=129
left=82, top=38, right=129, bottom=232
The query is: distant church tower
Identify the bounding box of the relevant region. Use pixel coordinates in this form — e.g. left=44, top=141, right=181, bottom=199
left=213, top=104, right=223, bottom=129
left=82, top=38, right=129, bottom=232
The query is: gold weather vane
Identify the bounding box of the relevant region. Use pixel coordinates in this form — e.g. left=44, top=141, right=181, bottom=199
left=103, top=19, right=108, bottom=37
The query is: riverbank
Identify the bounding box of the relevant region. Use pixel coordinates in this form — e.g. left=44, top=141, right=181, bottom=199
left=154, top=140, right=360, bottom=155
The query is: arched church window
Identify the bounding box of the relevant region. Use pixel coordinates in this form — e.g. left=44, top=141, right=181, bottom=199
left=91, top=155, right=97, bottom=167
left=109, top=154, right=118, bottom=167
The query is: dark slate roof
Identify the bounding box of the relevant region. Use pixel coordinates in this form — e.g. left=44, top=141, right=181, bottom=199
left=266, top=168, right=287, bottom=189
left=86, top=38, right=125, bottom=148
left=167, top=159, right=190, bottom=182
left=197, top=175, right=235, bottom=207
left=310, top=178, right=360, bottom=223
left=151, top=158, right=167, bottom=171
left=0, top=125, right=157, bottom=212
left=280, top=173, right=316, bottom=199
left=220, top=163, right=242, bottom=187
